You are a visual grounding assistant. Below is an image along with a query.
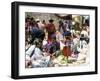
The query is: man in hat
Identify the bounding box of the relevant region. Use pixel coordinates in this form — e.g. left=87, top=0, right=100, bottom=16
left=46, top=19, right=56, bottom=42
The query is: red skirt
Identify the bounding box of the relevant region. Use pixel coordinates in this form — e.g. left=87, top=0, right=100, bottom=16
left=62, top=46, right=71, bottom=57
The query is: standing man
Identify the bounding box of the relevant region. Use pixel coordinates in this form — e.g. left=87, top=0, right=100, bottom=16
left=46, top=19, right=56, bottom=42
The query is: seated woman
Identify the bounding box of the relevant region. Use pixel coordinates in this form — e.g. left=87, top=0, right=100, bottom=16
left=25, top=38, right=50, bottom=68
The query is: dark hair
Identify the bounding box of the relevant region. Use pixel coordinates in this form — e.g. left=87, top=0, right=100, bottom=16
left=73, top=34, right=77, bottom=38
left=42, top=20, right=45, bottom=23
left=59, top=20, right=63, bottom=25
left=34, top=38, right=42, bottom=46
left=49, top=19, right=54, bottom=23
left=81, top=34, right=84, bottom=37
left=82, top=23, right=87, bottom=27
left=31, top=20, right=36, bottom=27
left=65, top=36, right=71, bottom=40
left=30, top=17, right=34, bottom=21
left=25, top=17, right=31, bottom=22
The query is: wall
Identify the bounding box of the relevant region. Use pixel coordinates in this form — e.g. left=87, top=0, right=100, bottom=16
left=0, top=0, right=99, bottom=81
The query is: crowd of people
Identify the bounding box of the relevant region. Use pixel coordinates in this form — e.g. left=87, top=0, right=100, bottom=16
left=25, top=15, right=90, bottom=68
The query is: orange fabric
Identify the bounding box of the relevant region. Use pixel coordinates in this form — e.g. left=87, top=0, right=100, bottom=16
left=62, top=46, right=71, bottom=57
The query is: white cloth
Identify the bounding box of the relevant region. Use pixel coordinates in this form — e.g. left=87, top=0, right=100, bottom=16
left=60, top=41, right=65, bottom=50
left=73, top=38, right=79, bottom=45
left=26, top=45, right=43, bottom=60
left=80, top=40, right=87, bottom=49
left=31, top=47, right=43, bottom=60
left=31, top=52, right=50, bottom=67
left=56, top=33, right=63, bottom=41
left=81, top=30, right=88, bottom=37
left=26, top=45, right=35, bottom=56
left=37, top=22, right=45, bottom=30
left=42, top=39, right=47, bottom=46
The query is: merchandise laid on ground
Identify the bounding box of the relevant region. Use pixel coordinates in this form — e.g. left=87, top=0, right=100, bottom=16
left=25, top=13, right=90, bottom=68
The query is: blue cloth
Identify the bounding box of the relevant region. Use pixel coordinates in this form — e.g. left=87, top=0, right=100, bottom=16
left=63, top=31, right=71, bottom=36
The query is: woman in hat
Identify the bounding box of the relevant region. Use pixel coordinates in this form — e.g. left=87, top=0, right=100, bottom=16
left=62, top=31, right=72, bottom=59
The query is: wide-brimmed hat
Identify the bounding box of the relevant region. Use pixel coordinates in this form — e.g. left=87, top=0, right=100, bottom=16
left=49, top=19, right=54, bottom=22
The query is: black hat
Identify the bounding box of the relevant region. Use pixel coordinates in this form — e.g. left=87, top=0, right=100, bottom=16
left=49, top=19, right=54, bottom=22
